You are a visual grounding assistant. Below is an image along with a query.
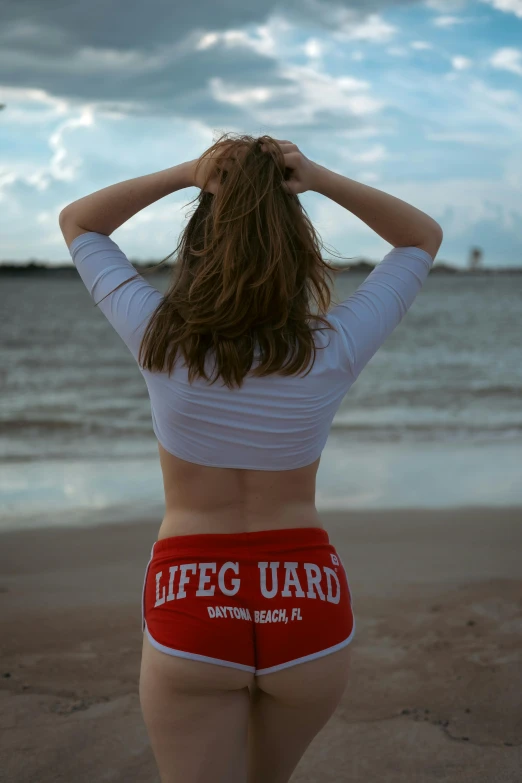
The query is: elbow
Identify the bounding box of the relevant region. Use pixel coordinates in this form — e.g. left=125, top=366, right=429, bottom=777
left=59, top=205, right=89, bottom=228
left=59, top=206, right=76, bottom=226
left=413, top=225, right=443, bottom=260
left=426, top=220, right=444, bottom=242
left=58, top=207, right=72, bottom=229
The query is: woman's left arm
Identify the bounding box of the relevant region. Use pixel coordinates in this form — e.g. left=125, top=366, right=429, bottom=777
left=59, top=161, right=195, bottom=247
left=58, top=161, right=197, bottom=362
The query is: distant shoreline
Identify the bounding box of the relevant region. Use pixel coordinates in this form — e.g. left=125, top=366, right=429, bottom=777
left=1, top=260, right=521, bottom=275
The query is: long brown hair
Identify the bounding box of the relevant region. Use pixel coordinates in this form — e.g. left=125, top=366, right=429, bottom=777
left=95, top=132, right=354, bottom=389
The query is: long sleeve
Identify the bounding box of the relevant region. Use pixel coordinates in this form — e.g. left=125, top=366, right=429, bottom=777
left=69, top=231, right=163, bottom=361
left=328, top=245, right=434, bottom=379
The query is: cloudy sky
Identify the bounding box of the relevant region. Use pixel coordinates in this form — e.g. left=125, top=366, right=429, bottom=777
left=1, top=0, right=521, bottom=268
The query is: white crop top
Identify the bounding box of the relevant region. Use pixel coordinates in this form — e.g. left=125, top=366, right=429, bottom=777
left=69, top=232, right=434, bottom=470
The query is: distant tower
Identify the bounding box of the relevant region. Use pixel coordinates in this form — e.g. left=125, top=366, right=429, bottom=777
left=469, top=246, right=483, bottom=270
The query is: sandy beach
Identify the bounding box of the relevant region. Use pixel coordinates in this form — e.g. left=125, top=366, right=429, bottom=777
left=1, top=505, right=521, bottom=782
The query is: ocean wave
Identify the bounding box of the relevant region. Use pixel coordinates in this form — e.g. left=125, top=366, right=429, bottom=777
left=0, top=418, right=149, bottom=434
left=329, top=421, right=522, bottom=435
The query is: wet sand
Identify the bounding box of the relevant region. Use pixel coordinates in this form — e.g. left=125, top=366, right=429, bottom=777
left=1, top=506, right=521, bottom=782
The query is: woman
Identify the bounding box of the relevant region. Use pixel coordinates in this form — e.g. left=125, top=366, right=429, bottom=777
left=59, top=134, right=443, bottom=783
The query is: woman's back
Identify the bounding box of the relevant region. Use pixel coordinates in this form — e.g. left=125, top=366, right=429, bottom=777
left=69, top=231, right=435, bottom=538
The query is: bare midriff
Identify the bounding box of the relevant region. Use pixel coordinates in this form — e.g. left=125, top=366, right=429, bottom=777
left=156, top=442, right=323, bottom=541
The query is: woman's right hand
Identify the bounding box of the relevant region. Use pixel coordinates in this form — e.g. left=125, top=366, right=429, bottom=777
left=260, top=139, right=320, bottom=196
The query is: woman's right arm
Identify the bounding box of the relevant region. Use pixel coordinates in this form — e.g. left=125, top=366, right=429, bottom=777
left=311, top=164, right=443, bottom=251
left=328, top=245, right=437, bottom=379
left=311, top=166, right=443, bottom=379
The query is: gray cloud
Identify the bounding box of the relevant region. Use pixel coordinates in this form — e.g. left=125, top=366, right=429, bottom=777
left=1, top=0, right=415, bottom=127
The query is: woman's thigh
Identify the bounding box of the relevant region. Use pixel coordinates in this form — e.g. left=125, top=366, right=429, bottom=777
left=248, top=645, right=353, bottom=783
left=139, top=633, right=253, bottom=783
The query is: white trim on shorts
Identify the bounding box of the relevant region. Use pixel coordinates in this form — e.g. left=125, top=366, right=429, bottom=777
left=141, top=542, right=156, bottom=633
left=338, top=553, right=356, bottom=611
left=144, top=621, right=257, bottom=673
left=144, top=620, right=356, bottom=678
left=255, top=619, right=356, bottom=676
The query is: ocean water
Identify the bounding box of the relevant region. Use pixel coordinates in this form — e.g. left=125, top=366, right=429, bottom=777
left=1, top=269, right=521, bottom=529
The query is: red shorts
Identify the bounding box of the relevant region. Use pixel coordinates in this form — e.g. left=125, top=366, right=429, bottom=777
left=142, top=526, right=355, bottom=675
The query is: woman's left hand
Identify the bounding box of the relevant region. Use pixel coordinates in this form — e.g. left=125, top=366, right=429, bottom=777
left=186, top=158, right=217, bottom=194
left=187, top=147, right=235, bottom=195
